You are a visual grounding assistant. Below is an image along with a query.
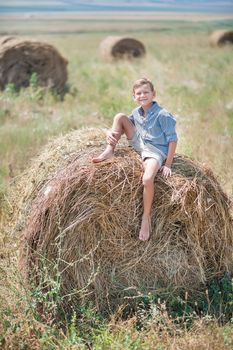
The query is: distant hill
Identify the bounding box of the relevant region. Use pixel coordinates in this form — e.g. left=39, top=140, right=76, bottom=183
left=0, top=0, right=233, bottom=14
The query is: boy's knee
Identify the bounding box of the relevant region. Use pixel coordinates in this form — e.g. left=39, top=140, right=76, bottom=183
left=114, top=113, right=127, bottom=121
left=142, top=174, right=155, bottom=187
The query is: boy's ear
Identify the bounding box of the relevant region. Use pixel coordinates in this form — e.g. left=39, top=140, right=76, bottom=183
left=153, top=90, right=156, bottom=97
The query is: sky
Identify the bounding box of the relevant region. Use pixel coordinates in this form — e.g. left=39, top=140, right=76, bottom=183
left=0, top=0, right=233, bottom=14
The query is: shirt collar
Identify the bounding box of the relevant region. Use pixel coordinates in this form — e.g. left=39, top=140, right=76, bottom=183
left=138, top=101, right=157, bottom=116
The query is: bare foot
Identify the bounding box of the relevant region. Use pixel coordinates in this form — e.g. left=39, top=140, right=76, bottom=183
left=139, top=215, right=151, bottom=241
left=92, top=146, right=114, bottom=163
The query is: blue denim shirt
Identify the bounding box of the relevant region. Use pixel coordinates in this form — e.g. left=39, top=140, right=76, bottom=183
left=129, top=101, right=178, bottom=156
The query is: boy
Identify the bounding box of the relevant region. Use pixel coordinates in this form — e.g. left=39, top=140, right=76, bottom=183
left=92, top=78, right=178, bottom=241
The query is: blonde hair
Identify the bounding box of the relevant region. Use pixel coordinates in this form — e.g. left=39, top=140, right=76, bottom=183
left=132, top=78, right=155, bottom=94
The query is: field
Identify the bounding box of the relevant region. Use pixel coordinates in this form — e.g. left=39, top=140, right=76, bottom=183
left=0, top=14, right=233, bottom=349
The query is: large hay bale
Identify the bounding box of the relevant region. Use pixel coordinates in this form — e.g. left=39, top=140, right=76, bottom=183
left=209, top=29, right=233, bottom=47
left=0, top=36, right=68, bottom=92
left=100, top=36, right=146, bottom=61
left=12, top=128, right=233, bottom=314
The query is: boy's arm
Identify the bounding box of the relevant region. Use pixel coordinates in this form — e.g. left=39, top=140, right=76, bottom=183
left=165, top=140, right=177, bottom=168
left=162, top=140, right=177, bottom=178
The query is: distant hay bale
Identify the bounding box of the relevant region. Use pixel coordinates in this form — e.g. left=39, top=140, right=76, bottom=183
left=100, top=36, right=146, bottom=61
left=0, top=36, right=68, bottom=92
left=209, top=29, right=233, bottom=47
left=0, top=36, right=16, bottom=46
left=12, top=128, right=233, bottom=314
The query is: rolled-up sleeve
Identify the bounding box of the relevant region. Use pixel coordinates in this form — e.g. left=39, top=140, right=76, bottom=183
left=158, top=112, right=178, bottom=143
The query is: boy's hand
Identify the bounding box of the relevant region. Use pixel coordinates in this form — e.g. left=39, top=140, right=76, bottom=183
left=106, top=131, right=119, bottom=146
left=161, top=165, right=172, bottom=178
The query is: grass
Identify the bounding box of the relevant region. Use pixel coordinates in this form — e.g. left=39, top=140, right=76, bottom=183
left=0, top=18, right=233, bottom=349
left=0, top=268, right=232, bottom=349
left=0, top=29, right=232, bottom=193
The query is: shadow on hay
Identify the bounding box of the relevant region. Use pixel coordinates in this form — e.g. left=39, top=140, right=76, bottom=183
left=16, top=142, right=233, bottom=317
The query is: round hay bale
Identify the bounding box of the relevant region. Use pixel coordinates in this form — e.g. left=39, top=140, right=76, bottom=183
left=0, top=36, right=68, bottom=92
left=12, top=128, right=233, bottom=314
left=209, top=29, right=233, bottom=47
left=100, top=36, right=146, bottom=61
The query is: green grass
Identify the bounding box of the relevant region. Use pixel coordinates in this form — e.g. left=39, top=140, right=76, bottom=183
left=0, top=29, right=232, bottom=193
left=0, top=20, right=233, bottom=349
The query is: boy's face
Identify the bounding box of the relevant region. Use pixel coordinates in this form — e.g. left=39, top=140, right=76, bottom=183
left=133, top=83, right=156, bottom=109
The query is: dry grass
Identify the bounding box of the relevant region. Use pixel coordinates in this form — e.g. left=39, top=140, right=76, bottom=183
left=105, top=314, right=233, bottom=350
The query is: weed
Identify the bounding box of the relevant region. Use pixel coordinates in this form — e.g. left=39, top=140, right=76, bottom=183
left=134, top=273, right=233, bottom=332
left=29, top=72, right=39, bottom=89
left=4, top=83, right=17, bottom=95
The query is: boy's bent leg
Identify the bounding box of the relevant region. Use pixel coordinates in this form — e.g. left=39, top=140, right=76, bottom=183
left=92, top=113, right=135, bottom=163
left=139, top=158, right=160, bottom=241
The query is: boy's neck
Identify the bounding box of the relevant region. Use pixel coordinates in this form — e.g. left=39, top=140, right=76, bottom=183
left=141, top=102, right=154, bottom=115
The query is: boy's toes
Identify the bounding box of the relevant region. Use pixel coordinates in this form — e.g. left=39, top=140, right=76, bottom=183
left=92, top=156, right=103, bottom=163
left=139, top=230, right=150, bottom=241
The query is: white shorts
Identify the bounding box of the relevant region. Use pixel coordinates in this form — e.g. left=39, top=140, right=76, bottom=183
left=128, top=132, right=166, bottom=167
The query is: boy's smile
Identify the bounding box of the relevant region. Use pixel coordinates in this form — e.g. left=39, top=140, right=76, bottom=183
left=133, top=83, right=156, bottom=111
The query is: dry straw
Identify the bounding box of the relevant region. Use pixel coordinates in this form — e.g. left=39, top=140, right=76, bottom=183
left=209, top=29, right=233, bottom=47
left=11, top=128, right=233, bottom=314
left=100, top=36, right=146, bottom=61
left=0, top=36, right=68, bottom=92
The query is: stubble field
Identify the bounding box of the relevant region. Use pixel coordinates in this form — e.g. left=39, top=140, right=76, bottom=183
left=0, top=15, right=232, bottom=349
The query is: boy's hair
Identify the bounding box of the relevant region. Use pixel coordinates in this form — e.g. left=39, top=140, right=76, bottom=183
left=132, top=78, right=155, bottom=94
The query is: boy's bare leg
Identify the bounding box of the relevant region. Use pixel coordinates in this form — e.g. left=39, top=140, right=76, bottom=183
left=92, top=113, right=135, bottom=163
left=139, top=158, right=160, bottom=241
